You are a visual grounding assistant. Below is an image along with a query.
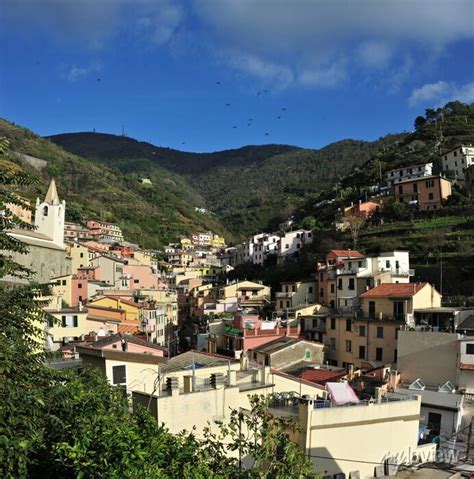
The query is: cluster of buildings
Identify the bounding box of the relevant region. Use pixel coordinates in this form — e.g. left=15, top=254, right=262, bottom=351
left=220, top=229, right=313, bottom=268
left=5, top=177, right=474, bottom=477
left=336, top=144, right=474, bottom=230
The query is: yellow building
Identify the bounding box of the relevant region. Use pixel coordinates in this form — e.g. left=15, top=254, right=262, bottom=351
left=51, top=274, right=73, bottom=307
left=326, top=282, right=441, bottom=368
left=217, top=280, right=271, bottom=308
left=179, top=238, right=193, bottom=250
left=89, top=296, right=144, bottom=322
left=210, top=234, right=226, bottom=249
left=65, top=241, right=98, bottom=274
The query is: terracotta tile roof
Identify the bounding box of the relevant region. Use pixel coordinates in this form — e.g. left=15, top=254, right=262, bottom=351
left=359, top=282, right=428, bottom=298
left=329, top=250, right=365, bottom=258
left=300, top=369, right=347, bottom=385
left=459, top=363, right=474, bottom=371
left=118, top=324, right=140, bottom=334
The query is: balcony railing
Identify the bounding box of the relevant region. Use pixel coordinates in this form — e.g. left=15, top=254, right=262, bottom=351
left=275, top=291, right=294, bottom=299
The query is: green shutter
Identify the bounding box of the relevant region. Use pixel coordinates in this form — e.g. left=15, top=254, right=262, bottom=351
left=73, top=315, right=78, bottom=327
left=61, top=316, right=66, bottom=327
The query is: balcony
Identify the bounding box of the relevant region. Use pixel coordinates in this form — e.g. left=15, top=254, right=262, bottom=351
left=275, top=291, right=294, bottom=299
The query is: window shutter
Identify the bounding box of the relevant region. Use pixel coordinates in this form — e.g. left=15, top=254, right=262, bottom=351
left=73, top=315, right=78, bottom=327
left=61, top=316, right=66, bottom=327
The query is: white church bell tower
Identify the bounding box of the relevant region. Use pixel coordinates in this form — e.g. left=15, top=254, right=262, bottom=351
left=35, top=179, right=65, bottom=248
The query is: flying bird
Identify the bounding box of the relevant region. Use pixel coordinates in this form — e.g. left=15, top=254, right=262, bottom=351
left=216, top=81, right=221, bottom=85
left=265, top=132, right=270, bottom=136
left=264, top=89, right=269, bottom=93
left=281, top=107, right=287, bottom=111
left=97, top=78, right=101, bottom=82
left=247, top=123, right=251, bottom=127
left=248, top=118, right=253, bottom=121
left=233, top=125, right=237, bottom=129
left=225, top=103, right=231, bottom=106
left=276, top=116, right=281, bottom=119
left=256, top=91, right=262, bottom=96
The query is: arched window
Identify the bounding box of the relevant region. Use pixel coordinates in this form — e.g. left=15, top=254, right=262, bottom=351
left=42, top=205, right=48, bottom=216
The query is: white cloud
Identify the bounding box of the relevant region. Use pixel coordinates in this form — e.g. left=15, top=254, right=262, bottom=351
left=357, top=41, right=393, bottom=69
left=193, top=0, right=474, bottom=89
left=298, top=62, right=347, bottom=88
left=3, top=0, right=474, bottom=90
left=409, top=81, right=450, bottom=106
left=409, top=81, right=474, bottom=106
left=67, top=66, right=88, bottom=82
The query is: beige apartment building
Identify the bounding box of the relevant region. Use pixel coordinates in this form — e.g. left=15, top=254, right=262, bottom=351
left=275, top=280, right=316, bottom=313
left=287, top=394, right=435, bottom=478
left=394, top=175, right=452, bottom=211
left=325, top=282, right=441, bottom=368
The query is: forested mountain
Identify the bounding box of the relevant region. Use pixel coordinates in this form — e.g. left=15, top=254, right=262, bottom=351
left=0, top=119, right=231, bottom=248
left=50, top=132, right=400, bottom=238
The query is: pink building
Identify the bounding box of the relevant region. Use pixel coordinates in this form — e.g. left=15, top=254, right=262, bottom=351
left=80, top=333, right=165, bottom=357
left=123, top=264, right=158, bottom=290
left=346, top=200, right=382, bottom=218
left=77, top=266, right=101, bottom=281
left=71, top=277, right=88, bottom=307
left=209, top=312, right=303, bottom=357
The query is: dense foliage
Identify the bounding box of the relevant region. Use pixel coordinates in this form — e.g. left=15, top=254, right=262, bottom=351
left=49, top=132, right=394, bottom=240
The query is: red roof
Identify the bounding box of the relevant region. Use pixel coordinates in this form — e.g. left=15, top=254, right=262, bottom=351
left=118, top=324, right=140, bottom=334
left=301, top=369, right=346, bottom=385
left=360, top=282, right=428, bottom=298
left=329, top=250, right=365, bottom=258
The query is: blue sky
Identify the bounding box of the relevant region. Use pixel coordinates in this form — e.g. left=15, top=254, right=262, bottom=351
left=1, top=0, right=473, bottom=153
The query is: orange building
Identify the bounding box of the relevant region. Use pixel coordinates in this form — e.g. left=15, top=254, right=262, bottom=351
left=394, top=175, right=452, bottom=211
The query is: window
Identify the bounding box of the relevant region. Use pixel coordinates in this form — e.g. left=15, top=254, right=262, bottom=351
left=286, top=301, right=290, bottom=308
left=346, top=319, right=351, bottom=332
left=292, top=285, right=296, bottom=292
left=394, top=349, right=398, bottom=362
left=308, top=286, right=313, bottom=294
left=338, top=278, right=342, bottom=290
left=330, top=284, right=335, bottom=293
left=358, top=261, right=362, bottom=267
left=330, top=318, right=336, bottom=330
left=112, top=365, right=126, bottom=385
left=78, top=296, right=82, bottom=302
left=359, top=345, right=366, bottom=359
left=47, top=317, right=54, bottom=328
left=454, top=150, right=457, bottom=157
left=398, top=185, right=403, bottom=194
left=348, top=278, right=355, bottom=290
left=425, top=179, right=434, bottom=188
left=312, top=318, right=318, bottom=328
left=359, top=325, right=366, bottom=336
left=376, top=347, right=383, bottom=361
left=466, top=344, right=474, bottom=354
left=61, top=315, right=78, bottom=327
left=330, top=338, right=336, bottom=350
left=279, top=301, right=283, bottom=309
left=377, top=326, right=384, bottom=338
left=80, top=252, right=84, bottom=258
left=345, top=340, right=352, bottom=352
left=413, top=183, right=418, bottom=193
left=319, top=289, right=323, bottom=297
left=285, top=244, right=289, bottom=249
left=393, top=301, right=404, bottom=321
left=385, top=260, right=390, bottom=269
left=305, top=349, right=312, bottom=360
left=429, top=192, right=434, bottom=200
left=42, top=205, right=48, bottom=216
left=369, top=301, right=376, bottom=319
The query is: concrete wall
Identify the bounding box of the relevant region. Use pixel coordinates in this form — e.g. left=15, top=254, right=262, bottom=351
left=397, top=331, right=459, bottom=386
left=298, top=396, right=424, bottom=478
left=268, top=342, right=324, bottom=370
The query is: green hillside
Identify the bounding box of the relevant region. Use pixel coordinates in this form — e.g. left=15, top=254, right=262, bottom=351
left=0, top=119, right=232, bottom=248
left=50, top=133, right=399, bottom=239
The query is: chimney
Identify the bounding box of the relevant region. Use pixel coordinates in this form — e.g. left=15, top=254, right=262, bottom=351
left=166, top=377, right=179, bottom=397
left=210, top=372, right=224, bottom=389
left=227, top=370, right=237, bottom=387
left=260, top=366, right=270, bottom=385
left=183, top=375, right=193, bottom=393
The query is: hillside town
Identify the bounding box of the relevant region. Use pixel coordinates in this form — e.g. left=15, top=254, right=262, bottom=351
left=2, top=143, right=474, bottom=478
